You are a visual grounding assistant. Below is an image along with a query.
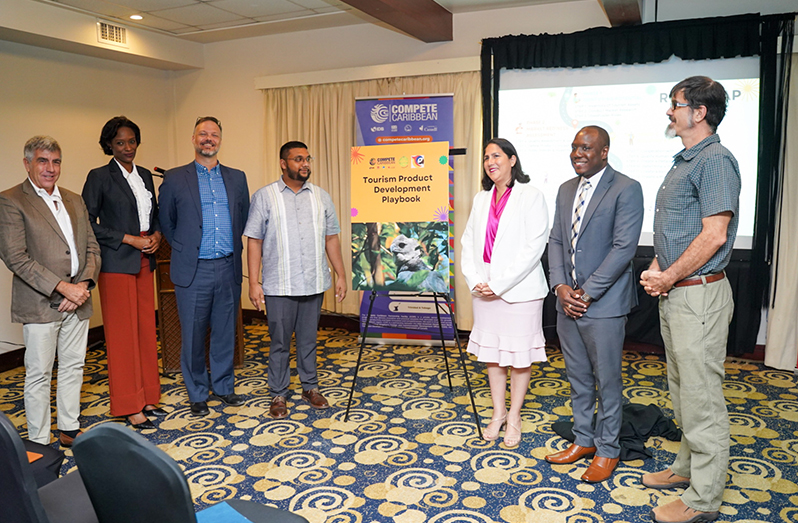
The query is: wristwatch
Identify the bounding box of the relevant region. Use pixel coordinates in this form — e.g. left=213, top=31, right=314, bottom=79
left=580, top=292, right=592, bottom=303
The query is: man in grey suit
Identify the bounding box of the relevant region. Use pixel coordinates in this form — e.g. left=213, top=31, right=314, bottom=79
left=159, top=117, right=250, bottom=417
left=546, top=126, right=644, bottom=483
left=0, top=136, right=101, bottom=446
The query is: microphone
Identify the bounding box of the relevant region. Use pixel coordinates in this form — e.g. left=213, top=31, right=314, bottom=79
left=153, top=167, right=166, bottom=178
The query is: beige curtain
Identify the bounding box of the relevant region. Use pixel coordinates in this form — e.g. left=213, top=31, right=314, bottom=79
left=261, top=71, right=482, bottom=329
left=764, top=53, right=798, bottom=371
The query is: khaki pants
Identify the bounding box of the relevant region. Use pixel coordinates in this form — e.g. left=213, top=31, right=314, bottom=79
left=659, top=276, right=733, bottom=512
left=23, top=313, right=89, bottom=444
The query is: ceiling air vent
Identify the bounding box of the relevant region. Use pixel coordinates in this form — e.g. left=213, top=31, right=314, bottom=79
left=96, top=20, right=128, bottom=47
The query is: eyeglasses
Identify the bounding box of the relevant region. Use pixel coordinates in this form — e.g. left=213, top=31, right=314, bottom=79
left=195, top=116, right=222, bottom=130
left=288, top=156, right=313, bottom=163
left=671, top=100, right=690, bottom=110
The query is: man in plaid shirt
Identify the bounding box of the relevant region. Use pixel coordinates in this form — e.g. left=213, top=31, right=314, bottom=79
left=640, top=76, right=740, bottom=523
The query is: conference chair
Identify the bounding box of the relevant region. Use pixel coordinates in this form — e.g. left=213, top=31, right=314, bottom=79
left=0, top=410, right=98, bottom=523
left=72, top=423, right=310, bottom=523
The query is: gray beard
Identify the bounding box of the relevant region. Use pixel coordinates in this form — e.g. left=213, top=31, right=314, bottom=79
left=665, top=124, right=677, bottom=139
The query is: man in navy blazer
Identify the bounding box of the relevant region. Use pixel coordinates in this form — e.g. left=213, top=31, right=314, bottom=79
left=159, top=117, right=250, bottom=416
left=546, top=126, right=644, bottom=483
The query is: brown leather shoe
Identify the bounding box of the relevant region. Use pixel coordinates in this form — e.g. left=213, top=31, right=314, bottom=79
left=581, top=456, right=619, bottom=483
left=269, top=396, right=288, bottom=419
left=301, top=388, right=329, bottom=409
left=545, top=444, right=597, bottom=464
left=59, top=430, right=83, bottom=448
left=642, top=469, right=691, bottom=490
left=650, top=499, right=720, bottom=523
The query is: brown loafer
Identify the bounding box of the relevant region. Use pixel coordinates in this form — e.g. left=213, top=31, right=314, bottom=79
left=650, top=499, right=719, bottom=523
left=59, top=430, right=83, bottom=448
left=301, top=388, right=329, bottom=409
left=581, top=456, right=619, bottom=483
left=545, top=444, right=597, bottom=464
left=269, top=396, right=288, bottom=419
left=642, top=469, right=691, bottom=490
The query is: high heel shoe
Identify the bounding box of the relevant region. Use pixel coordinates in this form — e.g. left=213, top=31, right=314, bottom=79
left=142, top=405, right=169, bottom=417
left=503, top=418, right=522, bottom=448
left=483, top=413, right=507, bottom=441
left=126, top=413, right=156, bottom=430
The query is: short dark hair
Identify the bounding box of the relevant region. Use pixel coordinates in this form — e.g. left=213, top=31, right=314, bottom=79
left=581, top=125, right=610, bottom=149
left=481, top=138, right=529, bottom=191
left=194, top=116, right=222, bottom=132
left=100, top=116, right=141, bottom=155
left=280, top=141, right=308, bottom=160
left=670, top=76, right=728, bottom=132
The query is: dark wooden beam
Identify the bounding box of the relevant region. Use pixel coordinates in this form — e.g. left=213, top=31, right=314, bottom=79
left=339, top=0, right=452, bottom=42
left=599, top=0, right=642, bottom=26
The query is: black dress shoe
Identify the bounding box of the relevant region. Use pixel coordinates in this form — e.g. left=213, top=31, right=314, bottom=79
left=126, top=417, right=156, bottom=430
left=142, top=406, right=169, bottom=417
left=211, top=393, right=245, bottom=406
left=190, top=401, right=210, bottom=416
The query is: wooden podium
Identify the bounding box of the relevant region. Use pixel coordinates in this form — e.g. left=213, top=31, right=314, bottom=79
left=154, top=240, right=245, bottom=375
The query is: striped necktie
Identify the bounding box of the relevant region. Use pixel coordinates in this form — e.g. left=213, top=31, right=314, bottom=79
left=570, top=178, right=591, bottom=287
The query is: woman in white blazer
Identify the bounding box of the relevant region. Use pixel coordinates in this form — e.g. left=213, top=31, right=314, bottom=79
left=461, top=138, right=549, bottom=447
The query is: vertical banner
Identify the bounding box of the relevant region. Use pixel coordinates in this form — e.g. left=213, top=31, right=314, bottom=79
left=354, top=95, right=455, bottom=344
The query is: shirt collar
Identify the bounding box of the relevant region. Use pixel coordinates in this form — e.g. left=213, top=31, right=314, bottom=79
left=113, top=158, right=137, bottom=178
left=28, top=178, right=62, bottom=200
left=195, top=161, right=221, bottom=176
left=580, top=165, right=607, bottom=187
left=674, top=134, right=720, bottom=162
left=277, top=176, right=311, bottom=193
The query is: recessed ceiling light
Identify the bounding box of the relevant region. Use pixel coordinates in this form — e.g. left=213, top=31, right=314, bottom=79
left=130, top=14, right=143, bottom=20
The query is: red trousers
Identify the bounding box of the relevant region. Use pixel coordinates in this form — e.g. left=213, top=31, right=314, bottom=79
left=99, top=257, right=160, bottom=416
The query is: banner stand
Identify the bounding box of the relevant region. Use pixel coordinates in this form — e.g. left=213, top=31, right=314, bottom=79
left=344, top=290, right=482, bottom=440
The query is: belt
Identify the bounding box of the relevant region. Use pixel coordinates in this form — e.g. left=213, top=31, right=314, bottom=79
left=673, top=272, right=725, bottom=288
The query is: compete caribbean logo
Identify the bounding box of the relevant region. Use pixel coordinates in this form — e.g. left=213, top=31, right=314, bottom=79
left=370, top=104, right=389, bottom=123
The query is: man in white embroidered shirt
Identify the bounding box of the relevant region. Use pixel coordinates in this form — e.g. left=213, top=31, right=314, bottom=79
left=0, top=136, right=101, bottom=446
left=245, top=141, right=347, bottom=419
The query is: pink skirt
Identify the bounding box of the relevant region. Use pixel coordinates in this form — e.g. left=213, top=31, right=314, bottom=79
left=467, top=295, right=547, bottom=368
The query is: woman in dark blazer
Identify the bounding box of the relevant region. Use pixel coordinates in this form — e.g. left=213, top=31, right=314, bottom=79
left=82, top=116, right=165, bottom=429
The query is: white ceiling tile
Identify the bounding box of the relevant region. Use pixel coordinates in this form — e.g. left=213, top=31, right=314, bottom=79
left=210, top=0, right=306, bottom=18
left=196, top=19, right=255, bottom=30
left=54, top=0, right=135, bottom=18
left=169, top=26, right=201, bottom=34
left=110, top=0, right=196, bottom=12
left=289, top=0, right=347, bottom=9
left=312, top=6, right=347, bottom=13
left=252, top=12, right=316, bottom=22
left=130, top=14, right=194, bottom=31
left=151, top=2, right=245, bottom=25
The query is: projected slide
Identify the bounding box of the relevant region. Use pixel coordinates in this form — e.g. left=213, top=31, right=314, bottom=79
left=499, top=78, right=759, bottom=248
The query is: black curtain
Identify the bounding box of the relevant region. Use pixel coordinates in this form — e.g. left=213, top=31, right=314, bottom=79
left=481, top=14, right=761, bottom=140
left=480, top=13, right=795, bottom=355
left=755, top=15, right=794, bottom=311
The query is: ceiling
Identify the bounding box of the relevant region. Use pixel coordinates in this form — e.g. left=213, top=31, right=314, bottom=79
left=34, top=0, right=577, bottom=43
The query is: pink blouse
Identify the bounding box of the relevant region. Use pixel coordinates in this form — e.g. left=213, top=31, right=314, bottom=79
left=483, top=186, right=512, bottom=263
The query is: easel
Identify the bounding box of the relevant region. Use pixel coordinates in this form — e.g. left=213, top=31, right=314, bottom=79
left=344, top=290, right=483, bottom=440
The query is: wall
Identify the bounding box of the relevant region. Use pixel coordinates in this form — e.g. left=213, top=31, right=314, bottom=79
left=0, top=39, right=174, bottom=353
left=167, top=1, right=610, bottom=317
left=170, top=1, right=608, bottom=184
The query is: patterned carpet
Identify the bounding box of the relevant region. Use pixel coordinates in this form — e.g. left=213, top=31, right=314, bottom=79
left=1, top=324, right=797, bottom=523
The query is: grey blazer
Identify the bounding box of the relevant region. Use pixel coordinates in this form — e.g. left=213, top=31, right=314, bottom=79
left=548, top=165, right=644, bottom=318
left=0, top=179, right=101, bottom=323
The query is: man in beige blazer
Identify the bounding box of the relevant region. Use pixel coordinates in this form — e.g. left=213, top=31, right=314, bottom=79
left=0, top=136, right=101, bottom=446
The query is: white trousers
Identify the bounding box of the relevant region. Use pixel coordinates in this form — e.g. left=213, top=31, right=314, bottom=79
left=23, top=313, right=89, bottom=444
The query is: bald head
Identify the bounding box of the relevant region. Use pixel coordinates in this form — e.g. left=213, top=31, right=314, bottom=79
left=581, top=126, right=610, bottom=149
left=570, top=126, right=609, bottom=179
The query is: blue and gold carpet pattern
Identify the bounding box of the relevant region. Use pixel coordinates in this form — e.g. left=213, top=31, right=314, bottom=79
left=1, top=325, right=798, bottom=523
